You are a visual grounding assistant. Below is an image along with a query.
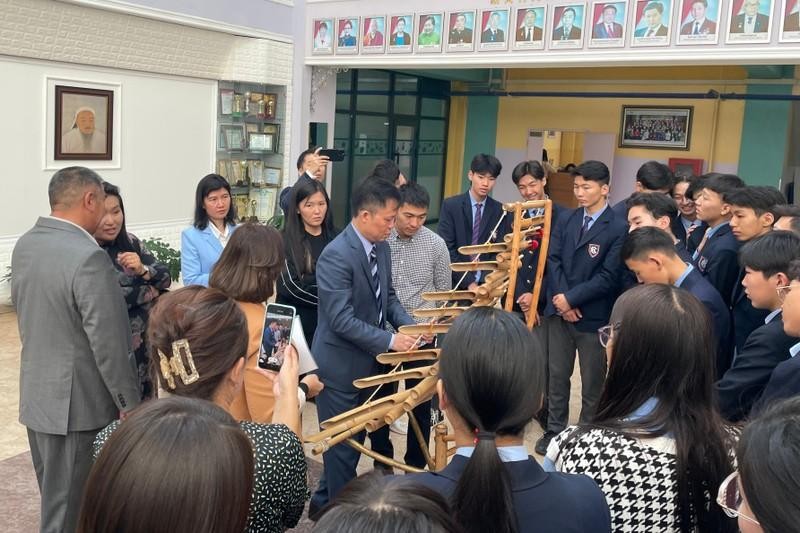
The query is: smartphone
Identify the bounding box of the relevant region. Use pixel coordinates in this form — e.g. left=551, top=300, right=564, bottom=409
left=258, top=303, right=296, bottom=371
left=318, top=148, right=346, bottom=162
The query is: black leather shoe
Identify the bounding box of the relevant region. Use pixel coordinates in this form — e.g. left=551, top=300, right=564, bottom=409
left=534, top=431, right=557, bottom=456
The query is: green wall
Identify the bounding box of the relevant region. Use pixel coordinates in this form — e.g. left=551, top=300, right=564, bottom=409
left=738, top=84, right=792, bottom=187
left=461, top=96, right=499, bottom=190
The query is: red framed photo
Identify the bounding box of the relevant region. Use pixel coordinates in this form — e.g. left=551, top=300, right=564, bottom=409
left=668, top=157, right=704, bottom=177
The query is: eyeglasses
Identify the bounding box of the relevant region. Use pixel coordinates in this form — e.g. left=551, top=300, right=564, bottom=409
left=776, top=284, right=800, bottom=302
left=716, top=471, right=760, bottom=525
left=597, top=322, right=620, bottom=348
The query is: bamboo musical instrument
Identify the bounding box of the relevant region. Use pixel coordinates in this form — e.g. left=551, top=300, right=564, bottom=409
left=450, top=261, right=500, bottom=271
left=353, top=366, right=435, bottom=389
left=457, top=243, right=509, bottom=255
left=376, top=349, right=440, bottom=364
left=398, top=323, right=451, bottom=335
left=421, top=290, right=476, bottom=301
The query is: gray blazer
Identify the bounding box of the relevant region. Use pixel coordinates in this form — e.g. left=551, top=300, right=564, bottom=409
left=12, top=217, right=140, bottom=435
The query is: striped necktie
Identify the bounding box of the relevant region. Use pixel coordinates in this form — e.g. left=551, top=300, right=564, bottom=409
left=370, top=245, right=383, bottom=324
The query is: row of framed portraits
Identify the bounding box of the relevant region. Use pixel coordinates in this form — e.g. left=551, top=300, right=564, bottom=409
left=311, top=0, right=800, bottom=54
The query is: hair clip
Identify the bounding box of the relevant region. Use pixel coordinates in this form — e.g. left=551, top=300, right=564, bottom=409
left=473, top=429, right=496, bottom=444
left=158, top=338, right=200, bottom=389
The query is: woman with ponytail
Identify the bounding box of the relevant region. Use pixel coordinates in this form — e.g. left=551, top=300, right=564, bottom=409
left=409, top=307, right=610, bottom=533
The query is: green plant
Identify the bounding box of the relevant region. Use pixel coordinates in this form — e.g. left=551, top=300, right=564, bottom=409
left=266, top=213, right=284, bottom=230
left=142, top=238, right=181, bottom=281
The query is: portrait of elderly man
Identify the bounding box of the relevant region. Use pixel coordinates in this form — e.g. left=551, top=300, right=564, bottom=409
left=61, top=106, right=108, bottom=155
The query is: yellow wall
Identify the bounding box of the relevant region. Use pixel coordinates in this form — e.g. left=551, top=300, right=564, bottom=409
left=445, top=94, right=468, bottom=198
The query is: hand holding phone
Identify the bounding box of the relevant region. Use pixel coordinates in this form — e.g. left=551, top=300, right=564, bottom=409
left=318, top=148, right=346, bottom=162
left=258, top=303, right=297, bottom=371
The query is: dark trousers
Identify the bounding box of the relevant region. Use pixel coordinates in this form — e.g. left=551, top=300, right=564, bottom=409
left=311, top=385, right=392, bottom=509
left=28, top=427, right=99, bottom=533
left=532, top=317, right=550, bottom=426
left=545, top=316, right=607, bottom=434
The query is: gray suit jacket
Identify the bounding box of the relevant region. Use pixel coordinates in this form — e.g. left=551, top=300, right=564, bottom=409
left=12, top=217, right=140, bottom=435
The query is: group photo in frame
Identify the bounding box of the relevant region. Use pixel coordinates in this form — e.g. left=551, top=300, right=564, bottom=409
left=589, top=1, right=628, bottom=48
left=677, top=0, right=721, bottom=44
left=54, top=85, right=113, bottom=161
left=335, top=17, right=359, bottom=54
left=513, top=6, right=547, bottom=49
left=311, top=18, right=334, bottom=54
left=726, top=0, right=773, bottom=43
left=478, top=9, right=510, bottom=51
left=780, top=0, right=800, bottom=41
left=632, top=0, right=674, bottom=46
left=550, top=3, right=586, bottom=49
left=620, top=106, right=693, bottom=150
left=388, top=15, right=414, bottom=53
left=415, top=12, right=444, bottom=52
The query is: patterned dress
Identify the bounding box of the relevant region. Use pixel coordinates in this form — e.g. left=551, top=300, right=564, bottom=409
left=100, top=235, right=171, bottom=399
left=93, top=419, right=309, bottom=532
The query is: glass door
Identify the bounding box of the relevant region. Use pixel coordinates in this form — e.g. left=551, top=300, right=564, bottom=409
left=393, top=117, right=416, bottom=181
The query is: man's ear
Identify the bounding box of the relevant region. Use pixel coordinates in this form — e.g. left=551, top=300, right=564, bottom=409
left=720, top=202, right=732, bottom=216
left=634, top=181, right=644, bottom=193
left=762, top=212, right=775, bottom=227
left=436, top=379, right=448, bottom=411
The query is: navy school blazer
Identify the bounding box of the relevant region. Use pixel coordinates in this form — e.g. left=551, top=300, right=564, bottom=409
left=693, top=223, right=740, bottom=308
left=408, top=455, right=611, bottom=533
left=545, top=205, right=629, bottom=333
left=730, top=269, right=769, bottom=355
left=437, top=192, right=509, bottom=289
left=753, top=351, right=800, bottom=415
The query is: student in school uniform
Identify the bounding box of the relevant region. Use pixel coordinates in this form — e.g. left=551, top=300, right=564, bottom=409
left=725, top=186, right=785, bottom=353
left=535, top=160, right=628, bottom=455
left=716, top=231, right=800, bottom=421
left=621, top=226, right=732, bottom=373
left=691, top=174, right=745, bottom=307
left=626, top=192, right=693, bottom=262
left=670, top=175, right=703, bottom=250
left=681, top=177, right=709, bottom=253
left=438, top=154, right=507, bottom=291
left=610, top=160, right=674, bottom=220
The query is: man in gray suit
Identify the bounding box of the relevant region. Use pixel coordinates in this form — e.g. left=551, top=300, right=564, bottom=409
left=12, top=167, right=140, bottom=533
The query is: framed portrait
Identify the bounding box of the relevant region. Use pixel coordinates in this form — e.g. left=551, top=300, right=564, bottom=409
left=513, top=6, right=547, bottom=50
left=311, top=18, right=334, bottom=55
left=479, top=9, right=510, bottom=51
left=631, top=0, right=673, bottom=46
left=677, top=0, right=721, bottom=44
left=447, top=10, right=477, bottom=51
left=219, top=124, right=246, bottom=151
left=779, top=0, right=800, bottom=41
left=588, top=1, right=628, bottom=48
left=726, top=0, right=773, bottom=43
left=668, top=157, right=704, bottom=176
left=550, top=3, right=586, bottom=49
left=388, top=15, right=414, bottom=53
left=335, top=17, right=360, bottom=54
left=54, top=85, right=113, bottom=161
left=415, top=12, right=444, bottom=53
left=619, top=106, right=693, bottom=150
left=361, top=16, right=387, bottom=53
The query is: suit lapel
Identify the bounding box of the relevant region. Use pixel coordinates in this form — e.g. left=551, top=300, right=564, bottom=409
left=461, top=193, right=473, bottom=244
left=479, top=199, right=497, bottom=242
left=202, top=226, right=223, bottom=255
left=345, top=225, right=374, bottom=288
left=574, top=208, right=610, bottom=250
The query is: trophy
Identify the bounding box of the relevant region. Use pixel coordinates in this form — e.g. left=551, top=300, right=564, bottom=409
left=232, top=93, right=244, bottom=116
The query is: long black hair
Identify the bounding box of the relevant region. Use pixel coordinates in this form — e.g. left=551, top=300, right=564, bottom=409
left=574, top=284, right=736, bottom=532
left=100, top=182, right=135, bottom=252
left=438, top=307, right=545, bottom=533
left=192, top=174, right=236, bottom=230
left=283, top=179, right=335, bottom=276
left=738, top=397, right=800, bottom=533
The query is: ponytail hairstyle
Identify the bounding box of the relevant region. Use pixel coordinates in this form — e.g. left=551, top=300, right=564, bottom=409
left=438, top=307, right=545, bottom=533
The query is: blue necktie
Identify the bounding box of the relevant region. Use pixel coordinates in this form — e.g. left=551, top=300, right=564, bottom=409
left=370, top=246, right=383, bottom=324
left=579, top=215, right=591, bottom=239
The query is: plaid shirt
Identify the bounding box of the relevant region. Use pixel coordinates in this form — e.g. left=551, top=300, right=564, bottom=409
left=387, top=226, right=452, bottom=324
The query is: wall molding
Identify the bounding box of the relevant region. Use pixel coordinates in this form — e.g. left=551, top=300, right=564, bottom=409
left=57, top=0, right=294, bottom=43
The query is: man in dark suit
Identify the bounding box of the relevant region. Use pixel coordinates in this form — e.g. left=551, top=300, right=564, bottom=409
left=692, top=174, right=746, bottom=311
left=634, top=1, right=669, bottom=37
left=725, top=186, right=785, bottom=353
left=279, top=147, right=329, bottom=213
left=449, top=13, right=473, bottom=44
left=680, top=0, right=718, bottom=34
left=12, top=167, right=140, bottom=533
left=536, top=161, right=627, bottom=454
left=730, top=0, right=770, bottom=33
left=626, top=192, right=693, bottom=261
left=593, top=4, right=624, bottom=38
left=516, top=9, right=544, bottom=41
left=553, top=7, right=582, bottom=40
left=716, top=231, right=800, bottom=421
left=481, top=12, right=506, bottom=43
left=670, top=175, right=704, bottom=252
left=438, top=154, right=507, bottom=291
left=309, top=178, right=417, bottom=513
left=621, top=227, right=732, bottom=370
left=611, top=160, right=674, bottom=220
left=753, top=259, right=800, bottom=413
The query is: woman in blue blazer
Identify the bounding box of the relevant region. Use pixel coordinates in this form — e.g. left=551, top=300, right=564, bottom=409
left=407, top=307, right=611, bottom=533
left=181, top=174, right=237, bottom=286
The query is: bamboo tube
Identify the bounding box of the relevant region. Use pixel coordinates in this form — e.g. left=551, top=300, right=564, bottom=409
left=450, top=261, right=499, bottom=272
left=502, top=199, right=548, bottom=212
left=381, top=402, right=409, bottom=427
left=376, top=349, right=440, bottom=364
left=319, top=389, right=412, bottom=428
left=398, top=323, right=451, bottom=335
left=408, top=413, right=435, bottom=470
left=434, top=424, right=449, bottom=471
left=527, top=199, right=552, bottom=330
left=421, top=290, right=475, bottom=302
left=311, top=421, right=368, bottom=455
left=503, top=227, right=541, bottom=243
left=484, top=269, right=510, bottom=284
left=353, top=367, right=431, bottom=389
left=476, top=279, right=509, bottom=299
left=519, top=216, right=545, bottom=230
left=494, top=252, right=512, bottom=263
left=307, top=402, right=397, bottom=444
left=412, top=307, right=468, bottom=319
left=457, top=242, right=509, bottom=255
left=345, top=438, right=424, bottom=473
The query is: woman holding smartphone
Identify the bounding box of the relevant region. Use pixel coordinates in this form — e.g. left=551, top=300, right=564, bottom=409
left=210, top=222, right=322, bottom=424
left=276, top=179, right=336, bottom=344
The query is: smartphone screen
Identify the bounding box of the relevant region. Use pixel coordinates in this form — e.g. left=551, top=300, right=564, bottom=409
left=258, top=303, right=296, bottom=372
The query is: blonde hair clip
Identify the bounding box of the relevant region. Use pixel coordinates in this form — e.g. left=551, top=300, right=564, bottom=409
left=158, top=339, right=200, bottom=390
